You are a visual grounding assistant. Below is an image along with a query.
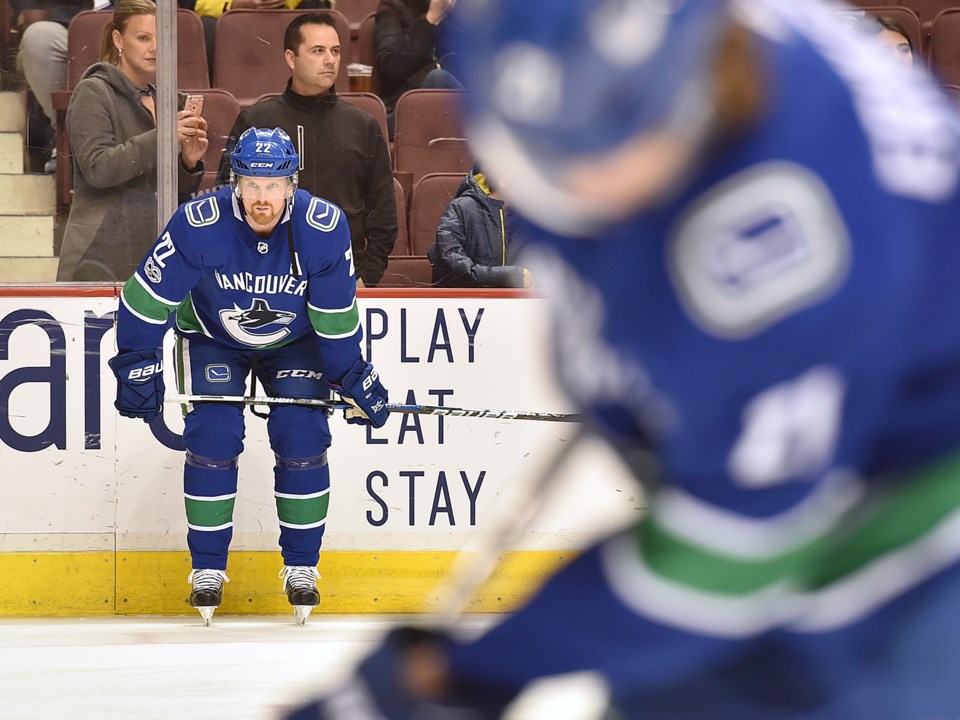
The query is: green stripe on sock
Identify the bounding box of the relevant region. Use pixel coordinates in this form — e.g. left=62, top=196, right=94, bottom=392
left=276, top=493, right=329, bottom=526
left=184, top=496, right=236, bottom=528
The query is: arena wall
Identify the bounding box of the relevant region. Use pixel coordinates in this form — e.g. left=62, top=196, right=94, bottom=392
left=0, top=287, right=642, bottom=616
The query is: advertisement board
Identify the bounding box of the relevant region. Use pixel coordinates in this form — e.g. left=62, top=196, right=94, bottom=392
left=0, top=287, right=642, bottom=615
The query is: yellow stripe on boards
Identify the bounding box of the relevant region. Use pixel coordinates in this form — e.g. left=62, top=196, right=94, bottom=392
left=0, top=552, right=114, bottom=617
left=0, top=551, right=573, bottom=616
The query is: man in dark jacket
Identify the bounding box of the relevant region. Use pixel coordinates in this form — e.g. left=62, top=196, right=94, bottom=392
left=374, top=0, right=460, bottom=135
left=216, top=12, right=396, bottom=287
left=428, top=165, right=531, bottom=288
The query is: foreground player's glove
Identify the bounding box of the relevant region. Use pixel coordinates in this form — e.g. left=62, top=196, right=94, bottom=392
left=284, top=627, right=515, bottom=720
left=329, top=357, right=389, bottom=428
left=108, top=349, right=164, bottom=422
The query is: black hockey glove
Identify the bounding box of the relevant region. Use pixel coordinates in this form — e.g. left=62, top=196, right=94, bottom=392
left=108, top=349, right=164, bottom=422
left=328, top=357, right=389, bottom=428
left=284, top=627, right=515, bottom=720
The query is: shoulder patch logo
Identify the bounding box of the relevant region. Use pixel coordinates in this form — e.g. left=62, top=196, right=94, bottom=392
left=668, top=162, right=850, bottom=339
left=185, top=196, right=221, bottom=228
left=144, top=256, right=162, bottom=284
left=305, top=197, right=341, bottom=232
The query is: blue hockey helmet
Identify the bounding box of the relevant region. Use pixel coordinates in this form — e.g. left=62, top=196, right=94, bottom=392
left=447, top=0, right=731, bottom=233
left=230, top=126, right=299, bottom=183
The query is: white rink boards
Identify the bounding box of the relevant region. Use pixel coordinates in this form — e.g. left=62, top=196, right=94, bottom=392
left=0, top=287, right=643, bottom=616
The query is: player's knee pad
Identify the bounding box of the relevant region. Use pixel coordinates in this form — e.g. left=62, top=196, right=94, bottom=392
left=267, top=405, right=330, bottom=459
left=183, top=402, right=245, bottom=459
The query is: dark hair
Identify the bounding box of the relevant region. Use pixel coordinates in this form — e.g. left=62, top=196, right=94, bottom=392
left=875, top=16, right=914, bottom=55
left=100, top=0, right=156, bottom=65
left=284, top=13, right=339, bottom=54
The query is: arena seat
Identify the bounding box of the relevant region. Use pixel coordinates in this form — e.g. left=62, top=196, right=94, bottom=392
left=408, top=172, right=463, bottom=256
left=213, top=9, right=351, bottom=108
left=379, top=255, right=432, bottom=287
left=354, top=12, right=381, bottom=96
left=393, top=89, right=471, bottom=189
left=338, top=0, right=379, bottom=42
left=393, top=175, right=409, bottom=254
left=930, top=8, right=960, bottom=84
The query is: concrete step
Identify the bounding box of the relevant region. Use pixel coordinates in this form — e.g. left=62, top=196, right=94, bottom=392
left=0, top=216, right=55, bottom=256
left=0, top=173, right=54, bottom=214
left=0, top=132, right=24, bottom=174
left=0, top=92, right=25, bottom=134
left=0, top=256, right=58, bottom=282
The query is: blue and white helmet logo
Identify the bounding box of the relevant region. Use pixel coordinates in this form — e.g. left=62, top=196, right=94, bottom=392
left=219, top=298, right=296, bottom=347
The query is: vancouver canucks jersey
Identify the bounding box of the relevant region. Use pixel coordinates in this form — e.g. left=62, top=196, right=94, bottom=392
left=447, top=1, right=960, bottom=706
left=117, top=186, right=361, bottom=381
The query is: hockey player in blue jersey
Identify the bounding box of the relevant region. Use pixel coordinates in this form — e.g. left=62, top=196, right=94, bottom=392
left=285, top=0, right=960, bottom=717
left=109, top=127, right=389, bottom=626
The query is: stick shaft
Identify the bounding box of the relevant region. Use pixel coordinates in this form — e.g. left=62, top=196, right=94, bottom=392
left=168, top=394, right=581, bottom=423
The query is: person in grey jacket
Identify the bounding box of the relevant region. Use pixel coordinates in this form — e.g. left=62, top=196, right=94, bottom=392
left=57, top=0, right=207, bottom=282
left=428, top=165, right=531, bottom=288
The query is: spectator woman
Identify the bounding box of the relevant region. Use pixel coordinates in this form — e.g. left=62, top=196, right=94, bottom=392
left=57, top=0, right=208, bottom=281
left=875, top=16, right=914, bottom=67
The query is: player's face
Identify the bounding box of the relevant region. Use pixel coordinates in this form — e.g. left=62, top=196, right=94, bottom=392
left=237, top=176, right=292, bottom=229
left=877, top=28, right=913, bottom=67
left=285, top=24, right=341, bottom=96
left=113, top=14, right=157, bottom=84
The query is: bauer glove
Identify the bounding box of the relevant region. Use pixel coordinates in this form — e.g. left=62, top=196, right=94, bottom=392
left=329, top=358, right=389, bottom=428
left=108, top=349, right=164, bottom=422
left=284, top=627, right=515, bottom=720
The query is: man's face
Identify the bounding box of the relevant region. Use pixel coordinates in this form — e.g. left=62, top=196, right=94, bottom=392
left=285, top=23, right=341, bottom=95
left=237, top=176, right=293, bottom=229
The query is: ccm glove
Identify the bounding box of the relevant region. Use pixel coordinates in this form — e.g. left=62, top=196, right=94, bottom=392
left=329, top=357, right=389, bottom=428
left=108, top=349, right=165, bottom=422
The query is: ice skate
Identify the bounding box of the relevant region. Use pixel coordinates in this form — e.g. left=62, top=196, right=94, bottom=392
left=280, top=566, right=320, bottom=625
left=188, top=569, right=229, bottom=627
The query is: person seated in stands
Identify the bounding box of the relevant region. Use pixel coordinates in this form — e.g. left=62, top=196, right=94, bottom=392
left=16, top=1, right=101, bottom=173
left=57, top=0, right=207, bottom=281
left=874, top=16, right=914, bottom=67
left=374, top=0, right=461, bottom=136
left=428, top=164, right=531, bottom=288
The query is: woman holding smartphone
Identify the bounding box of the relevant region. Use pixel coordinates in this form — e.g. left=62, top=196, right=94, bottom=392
left=57, top=0, right=209, bottom=282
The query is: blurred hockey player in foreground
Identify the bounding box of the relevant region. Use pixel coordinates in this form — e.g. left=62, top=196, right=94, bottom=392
left=109, top=127, right=389, bottom=626
left=286, top=0, right=960, bottom=717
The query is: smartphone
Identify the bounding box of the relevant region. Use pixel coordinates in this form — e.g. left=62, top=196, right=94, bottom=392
left=185, top=94, right=204, bottom=116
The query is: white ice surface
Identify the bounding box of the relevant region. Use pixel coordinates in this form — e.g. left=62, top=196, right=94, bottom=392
left=0, top=615, right=609, bottom=720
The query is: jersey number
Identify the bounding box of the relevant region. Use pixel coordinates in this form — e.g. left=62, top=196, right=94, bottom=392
left=152, top=232, right=176, bottom=268
left=728, top=366, right=845, bottom=488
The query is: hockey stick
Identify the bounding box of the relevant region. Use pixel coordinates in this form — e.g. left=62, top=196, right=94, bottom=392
left=432, top=424, right=588, bottom=627
left=167, top=393, right=581, bottom=423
